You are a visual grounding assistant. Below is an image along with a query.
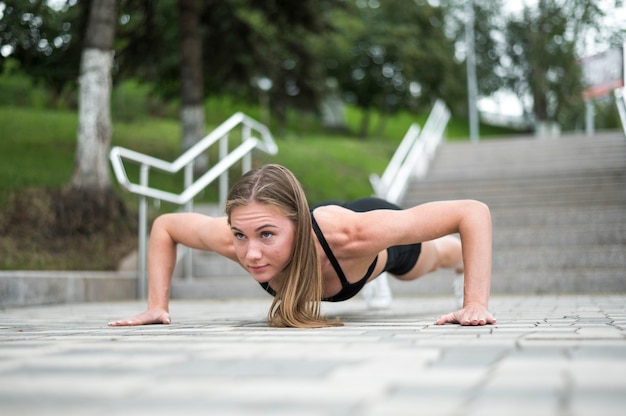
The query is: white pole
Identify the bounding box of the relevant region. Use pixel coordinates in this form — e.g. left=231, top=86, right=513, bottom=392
left=585, top=100, right=595, bottom=137
left=466, top=0, right=479, bottom=142
left=138, top=165, right=149, bottom=299
left=183, top=164, right=193, bottom=280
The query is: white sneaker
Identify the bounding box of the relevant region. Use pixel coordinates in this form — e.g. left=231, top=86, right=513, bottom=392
left=453, top=273, right=464, bottom=309
left=361, top=272, right=393, bottom=310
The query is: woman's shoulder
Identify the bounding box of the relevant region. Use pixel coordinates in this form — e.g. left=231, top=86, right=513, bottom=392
left=310, top=205, right=370, bottom=250
left=311, top=203, right=416, bottom=253
left=311, top=203, right=347, bottom=216
left=311, top=204, right=355, bottom=228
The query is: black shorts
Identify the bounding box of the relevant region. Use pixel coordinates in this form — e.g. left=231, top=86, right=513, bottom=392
left=312, top=197, right=422, bottom=276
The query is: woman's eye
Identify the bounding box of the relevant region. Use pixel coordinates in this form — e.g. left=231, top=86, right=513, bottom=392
left=234, top=232, right=245, bottom=240
left=261, top=231, right=273, bottom=239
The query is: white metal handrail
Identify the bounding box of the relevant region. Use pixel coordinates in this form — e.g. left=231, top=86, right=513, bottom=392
left=369, top=99, right=450, bottom=203
left=615, top=87, right=626, bottom=137
left=110, top=112, right=278, bottom=205
left=362, top=99, right=450, bottom=310
left=109, top=112, right=278, bottom=298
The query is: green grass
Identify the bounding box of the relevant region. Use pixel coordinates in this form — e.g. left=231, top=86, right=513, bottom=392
left=269, top=135, right=393, bottom=203
left=0, top=106, right=397, bottom=210
left=0, top=107, right=77, bottom=204
left=0, top=103, right=520, bottom=209
left=0, top=67, right=52, bottom=109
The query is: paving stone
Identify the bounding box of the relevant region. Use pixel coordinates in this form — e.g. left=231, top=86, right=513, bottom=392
left=1, top=295, right=625, bottom=416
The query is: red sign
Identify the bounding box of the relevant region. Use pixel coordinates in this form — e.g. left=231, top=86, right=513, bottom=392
left=580, top=46, right=624, bottom=100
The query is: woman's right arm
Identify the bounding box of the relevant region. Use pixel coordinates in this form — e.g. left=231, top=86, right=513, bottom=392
left=108, top=213, right=236, bottom=326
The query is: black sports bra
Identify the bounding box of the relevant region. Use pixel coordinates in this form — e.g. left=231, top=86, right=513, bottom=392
left=259, top=212, right=378, bottom=302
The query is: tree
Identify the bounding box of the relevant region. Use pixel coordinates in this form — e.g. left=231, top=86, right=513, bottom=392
left=1, top=0, right=123, bottom=175
left=59, top=0, right=127, bottom=234
left=197, top=0, right=335, bottom=128
left=113, top=0, right=337, bottom=130
left=179, top=0, right=206, bottom=171
left=324, top=0, right=459, bottom=137
left=503, top=0, right=614, bottom=129
left=0, top=0, right=85, bottom=101
left=70, top=0, right=117, bottom=190
left=442, top=0, right=505, bottom=115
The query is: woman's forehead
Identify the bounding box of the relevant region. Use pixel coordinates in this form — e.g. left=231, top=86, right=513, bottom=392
left=230, top=201, right=289, bottom=222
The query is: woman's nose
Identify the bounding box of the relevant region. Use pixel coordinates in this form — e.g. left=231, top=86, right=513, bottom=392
left=245, top=241, right=262, bottom=260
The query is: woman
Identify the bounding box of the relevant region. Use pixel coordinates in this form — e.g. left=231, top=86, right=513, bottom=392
left=109, top=164, right=496, bottom=328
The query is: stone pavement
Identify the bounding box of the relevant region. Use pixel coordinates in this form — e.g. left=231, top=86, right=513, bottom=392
left=1, top=294, right=625, bottom=416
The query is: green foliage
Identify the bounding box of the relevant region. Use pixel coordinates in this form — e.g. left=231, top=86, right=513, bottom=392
left=269, top=135, right=395, bottom=205
left=0, top=0, right=84, bottom=95
left=502, top=0, right=620, bottom=127
left=0, top=107, right=76, bottom=206
left=325, top=0, right=461, bottom=135
left=112, top=79, right=179, bottom=121
left=442, top=0, right=506, bottom=115
left=0, top=59, right=58, bottom=108
left=2, top=0, right=624, bottom=131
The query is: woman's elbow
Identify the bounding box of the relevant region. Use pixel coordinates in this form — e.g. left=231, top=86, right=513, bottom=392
left=468, top=200, right=490, bottom=215
left=464, top=200, right=491, bottom=227
left=150, top=214, right=179, bottom=241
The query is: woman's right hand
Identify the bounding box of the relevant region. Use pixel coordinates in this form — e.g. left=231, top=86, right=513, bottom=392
left=107, top=308, right=171, bottom=326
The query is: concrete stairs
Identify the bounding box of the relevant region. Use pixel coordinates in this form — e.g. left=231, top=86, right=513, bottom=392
left=397, top=131, right=626, bottom=295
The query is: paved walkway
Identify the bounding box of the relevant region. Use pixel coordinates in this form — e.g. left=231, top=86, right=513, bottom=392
left=1, top=294, right=625, bottom=416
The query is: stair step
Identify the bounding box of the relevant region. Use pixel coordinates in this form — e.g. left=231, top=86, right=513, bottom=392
left=493, top=225, right=626, bottom=246
left=408, top=174, right=626, bottom=201
left=490, top=206, right=626, bottom=226
left=386, top=267, right=626, bottom=296
left=492, top=245, right=626, bottom=269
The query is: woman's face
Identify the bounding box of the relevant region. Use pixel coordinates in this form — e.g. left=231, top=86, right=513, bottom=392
left=229, top=202, right=296, bottom=283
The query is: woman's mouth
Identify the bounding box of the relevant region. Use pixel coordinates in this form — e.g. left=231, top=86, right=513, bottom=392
left=249, top=264, right=269, bottom=274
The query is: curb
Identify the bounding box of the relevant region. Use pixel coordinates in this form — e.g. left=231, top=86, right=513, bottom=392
left=0, top=270, right=137, bottom=308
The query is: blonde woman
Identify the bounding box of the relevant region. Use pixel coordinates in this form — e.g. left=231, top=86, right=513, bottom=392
left=109, top=164, right=495, bottom=328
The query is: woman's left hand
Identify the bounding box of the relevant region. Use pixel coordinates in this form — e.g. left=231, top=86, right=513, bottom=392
left=435, top=303, right=496, bottom=326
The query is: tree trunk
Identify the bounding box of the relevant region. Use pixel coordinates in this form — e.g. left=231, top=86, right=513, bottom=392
left=179, top=0, right=206, bottom=173
left=358, top=108, right=371, bottom=139
left=374, top=112, right=388, bottom=138
left=71, top=49, right=113, bottom=189
left=70, top=0, right=117, bottom=191
left=62, top=0, right=129, bottom=236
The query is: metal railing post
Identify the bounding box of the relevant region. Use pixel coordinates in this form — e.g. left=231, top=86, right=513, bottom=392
left=242, top=126, right=252, bottom=173
left=183, top=163, right=194, bottom=280
left=138, top=164, right=149, bottom=299
left=243, top=153, right=251, bottom=173
left=219, top=134, right=229, bottom=210
left=615, top=88, right=626, bottom=138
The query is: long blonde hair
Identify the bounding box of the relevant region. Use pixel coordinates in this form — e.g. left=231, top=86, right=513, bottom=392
left=225, top=164, right=342, bottom=328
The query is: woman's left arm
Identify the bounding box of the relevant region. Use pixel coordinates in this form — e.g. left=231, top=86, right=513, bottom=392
left=357, top=200, right=496, bottom=326
left=432, top=200, right=495, bottom=325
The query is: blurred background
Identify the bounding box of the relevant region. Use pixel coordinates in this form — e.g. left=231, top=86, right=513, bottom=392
left=0, top=0, right=624, bottom=272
